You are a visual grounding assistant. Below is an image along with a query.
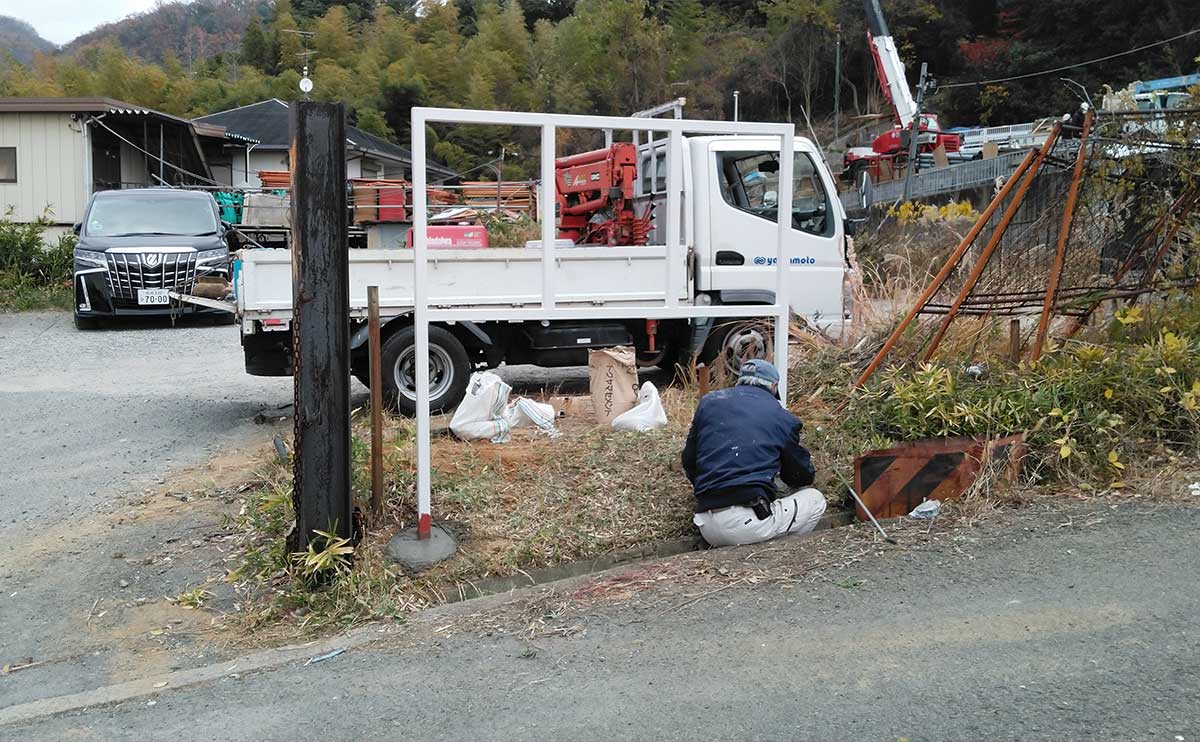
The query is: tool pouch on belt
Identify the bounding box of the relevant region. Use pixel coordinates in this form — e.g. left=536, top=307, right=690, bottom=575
left=750, top=497, right=772, bottom=520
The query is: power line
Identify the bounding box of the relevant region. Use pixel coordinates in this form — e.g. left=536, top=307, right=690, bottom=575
left=939, top=28, right=1200, bottom=90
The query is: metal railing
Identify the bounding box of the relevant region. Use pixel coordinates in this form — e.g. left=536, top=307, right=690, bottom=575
left=840, top=150, right=1029, bottom=210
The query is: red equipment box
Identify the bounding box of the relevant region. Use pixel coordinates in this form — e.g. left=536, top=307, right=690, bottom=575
left=405, top=225, right=490, bottom=249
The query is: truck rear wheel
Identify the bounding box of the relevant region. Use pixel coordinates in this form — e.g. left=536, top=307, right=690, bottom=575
left=700, top=319, right=773, bottom=377
left=381, top=325, right=471, bottom=417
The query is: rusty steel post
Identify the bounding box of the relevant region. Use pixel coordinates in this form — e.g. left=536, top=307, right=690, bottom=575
left=1032, top=111, right=1091, bottom=361
left=853, top=148, right=1038, bottom=387
left=698, top=363, right=710, bottom=399
left=368, top=285, right=384, bottom=521
left=1009, top=318, right=1021, bottom=364
left=921, top=125, right=1060, bottom=363
left=288, top=102, right=352, bottom=552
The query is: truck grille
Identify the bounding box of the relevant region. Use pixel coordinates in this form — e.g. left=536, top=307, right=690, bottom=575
left=105, top=252, right=198, bottom=302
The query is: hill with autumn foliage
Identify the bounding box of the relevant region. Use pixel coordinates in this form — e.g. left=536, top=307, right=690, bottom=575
left=2, top=0, right=1198, bottom=176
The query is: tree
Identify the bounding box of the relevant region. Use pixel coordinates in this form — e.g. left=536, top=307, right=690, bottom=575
left=354, top=106, right=395, bottom=138
left=315, top=6, right=358, bottom=65
left=271, top=0, right=304, bottom=73
left=240, top=17, right=273, bottom=72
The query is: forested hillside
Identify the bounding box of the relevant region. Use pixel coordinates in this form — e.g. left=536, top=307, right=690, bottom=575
left=2, top=0, right=1198, bottom=177
left=63, top=0, right=272, bottom=67
left=0, top=16, right=56, bottom=65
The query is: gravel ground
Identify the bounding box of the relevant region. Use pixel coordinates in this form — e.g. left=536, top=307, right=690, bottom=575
left=0, top=311, right=600, bottom=532
left=0, top=312, right=295, bottom=531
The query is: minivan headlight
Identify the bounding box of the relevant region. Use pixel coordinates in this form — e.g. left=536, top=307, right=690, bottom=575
left=196, top=248, right=228, bottom=263
left=75, top=249, right=106, bottom=267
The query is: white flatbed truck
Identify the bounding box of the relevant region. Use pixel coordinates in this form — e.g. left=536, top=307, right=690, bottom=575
left=233, top=128, right=854, bottom=415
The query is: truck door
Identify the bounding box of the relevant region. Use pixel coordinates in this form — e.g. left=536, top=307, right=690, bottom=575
left=705, top=145, right=845, bottom=334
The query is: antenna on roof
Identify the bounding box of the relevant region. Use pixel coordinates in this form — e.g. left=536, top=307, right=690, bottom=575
left=283, top=29, right=317, bottom=99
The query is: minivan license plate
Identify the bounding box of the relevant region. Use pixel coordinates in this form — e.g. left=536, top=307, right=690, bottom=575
left=137, top=289, right=171, bottom=306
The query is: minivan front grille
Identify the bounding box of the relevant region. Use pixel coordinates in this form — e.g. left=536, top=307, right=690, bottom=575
left=105, top=252, right=198, bottom=301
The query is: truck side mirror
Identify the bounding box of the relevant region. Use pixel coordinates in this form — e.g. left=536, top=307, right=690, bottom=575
left=72, top=222, right=82, bottom=235
left=843, top=216, right=866, bottom=236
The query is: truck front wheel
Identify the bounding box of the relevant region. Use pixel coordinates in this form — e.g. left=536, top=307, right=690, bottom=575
left=381, top=325, right=471, bottom=417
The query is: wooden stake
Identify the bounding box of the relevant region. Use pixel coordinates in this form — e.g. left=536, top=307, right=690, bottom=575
left=1009, top=318, right=1021, bottom=364
left=1032, top=112, right=1091, bottom=361
left=698, top=363, right=710, bottom=399
left=853, top=148, right=1038, bottom=387
left=368, top=285, right=384, bottom=521
left=922, top=125, right=1060, bottom=363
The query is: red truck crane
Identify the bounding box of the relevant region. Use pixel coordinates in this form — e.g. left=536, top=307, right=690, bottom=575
left=554, top=142, right=653, bottom=246
left=842, top=0, right=960, bottom=183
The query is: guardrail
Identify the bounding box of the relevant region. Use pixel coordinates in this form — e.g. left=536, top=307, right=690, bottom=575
left=840, top=150, right=1030, bottom=210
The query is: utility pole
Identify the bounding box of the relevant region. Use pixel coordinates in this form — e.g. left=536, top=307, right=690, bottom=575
left=287, top=101, right=352, bottom=552
left=834, top=25, right=842, bottom=148
left=901, top=62, right=929, bottom=203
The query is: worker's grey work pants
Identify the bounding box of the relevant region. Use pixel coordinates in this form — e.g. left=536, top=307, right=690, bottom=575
left=693, top=488, right=827, bottom=547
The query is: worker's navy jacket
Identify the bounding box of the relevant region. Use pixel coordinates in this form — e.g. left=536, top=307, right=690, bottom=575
left=681, top=384, right=815, bottom=512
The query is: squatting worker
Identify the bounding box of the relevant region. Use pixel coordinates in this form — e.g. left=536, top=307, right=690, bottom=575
left=682, top=359, right=826, bottom=547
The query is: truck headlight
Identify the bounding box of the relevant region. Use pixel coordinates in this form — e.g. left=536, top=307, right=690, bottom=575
left=74, top=250, right=107, bottom=267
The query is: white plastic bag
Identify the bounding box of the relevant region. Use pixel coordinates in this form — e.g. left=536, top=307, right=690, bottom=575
left=450, top=372, right=513, bottom=443
left=503, top=397, right=560, bottom=438
left=450, top=372, right=560, bottom=442
left=909, top=499, right=941, bottom=519
left=611, top=382, right=668, bottom=432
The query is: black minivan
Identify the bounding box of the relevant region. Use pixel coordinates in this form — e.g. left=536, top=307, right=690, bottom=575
left=72, top=189, right=233, bottom=329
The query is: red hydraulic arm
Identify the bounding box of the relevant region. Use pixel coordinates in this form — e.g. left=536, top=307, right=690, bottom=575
left=555, top=143, right=652, bottom=246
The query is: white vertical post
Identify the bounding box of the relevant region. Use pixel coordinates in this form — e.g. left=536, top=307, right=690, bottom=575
left=774, top=128, right=795, bottom=402
left=540, top=124, right=556, bottom=308
left=411, top=111, right=432, bottom=539
left=664, top=127, right=682, bottom=306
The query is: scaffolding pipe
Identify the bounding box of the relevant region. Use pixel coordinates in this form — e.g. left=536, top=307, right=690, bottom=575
left=1031, top=111, right=1092, bottom=361
left=853, top=147, right=1038, bottom=387
left=921, top=124, right=1060, bottom=362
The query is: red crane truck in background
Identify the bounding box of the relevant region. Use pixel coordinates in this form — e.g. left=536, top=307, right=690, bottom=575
left=842, top=0, right=960, bottom=183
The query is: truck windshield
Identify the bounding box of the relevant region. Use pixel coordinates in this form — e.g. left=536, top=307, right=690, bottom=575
left=86, top=195, right=218, bottom=237
left=717, top=151, right=830, bottom=236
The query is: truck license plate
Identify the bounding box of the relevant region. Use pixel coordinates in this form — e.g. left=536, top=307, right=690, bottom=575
left=137, top=289, right=171, bottom=306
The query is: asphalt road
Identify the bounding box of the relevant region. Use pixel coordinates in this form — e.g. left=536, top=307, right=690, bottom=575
left=9, top=501, right=1198, bottom=741
left=0, top=312, right=294, bottom=531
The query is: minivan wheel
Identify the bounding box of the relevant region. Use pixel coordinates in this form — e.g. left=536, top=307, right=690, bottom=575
left=380, top=325, right=471, bottom=417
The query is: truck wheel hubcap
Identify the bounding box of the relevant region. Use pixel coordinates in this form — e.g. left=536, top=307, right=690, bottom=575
left=721, top=321, right=772, bottom=375
left=394, top=345, right=454, bottom=402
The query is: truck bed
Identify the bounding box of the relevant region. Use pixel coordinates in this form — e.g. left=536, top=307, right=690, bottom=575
left=237, top=246, right=691, bottom=319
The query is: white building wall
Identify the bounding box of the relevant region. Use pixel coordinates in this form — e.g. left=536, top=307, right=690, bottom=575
left=245, top=149, right=290, bottom=188
left=0, top=112, right=87, bottom=225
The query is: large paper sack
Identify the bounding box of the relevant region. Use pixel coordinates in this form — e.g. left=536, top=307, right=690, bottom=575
left=612, top=382, right=668, bottom=432
left=588, top=346, right=639, bottom=425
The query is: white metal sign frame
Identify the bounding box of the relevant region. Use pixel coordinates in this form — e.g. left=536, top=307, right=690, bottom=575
left=410, top=107, right=795, bottom=538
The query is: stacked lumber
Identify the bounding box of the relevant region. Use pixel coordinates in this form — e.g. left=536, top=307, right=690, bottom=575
left=257, top=170, right=292, bottom=190
left=460, top=181, right=537, bottom=215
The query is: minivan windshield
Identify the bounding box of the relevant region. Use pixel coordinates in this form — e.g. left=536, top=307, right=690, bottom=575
left=85, top=195, right=218, bottom=237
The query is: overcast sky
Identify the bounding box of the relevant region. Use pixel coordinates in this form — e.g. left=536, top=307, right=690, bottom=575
left=5, top=0, right=162, bottom=45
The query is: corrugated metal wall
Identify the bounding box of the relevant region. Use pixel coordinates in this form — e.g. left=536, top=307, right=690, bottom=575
left=0, top=112, right=86, bottom=225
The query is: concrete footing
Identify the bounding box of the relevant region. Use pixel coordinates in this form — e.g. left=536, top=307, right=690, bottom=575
left=386, top=524, right=458, bottom=570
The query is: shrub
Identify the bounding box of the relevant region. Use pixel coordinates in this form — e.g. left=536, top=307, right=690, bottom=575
left=0, top=209, right=75, bottom=287
left=845, top=294, right=1200, bottom=483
